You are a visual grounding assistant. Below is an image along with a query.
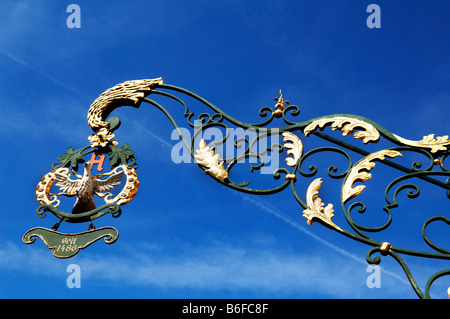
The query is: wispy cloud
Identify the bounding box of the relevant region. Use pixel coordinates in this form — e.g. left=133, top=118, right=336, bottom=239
left=77, top=243, right=359, bottom=295
left=238, top=192, right=364, bottom=263
left=1, top=48, right=83, bottom=95
left=0, top=232, right=417, bottom=298
left=234, top=192, right=417, bottom=289
left=0, top=239, right=406, bottom=298
left=0, top=94, right=89, bottom=146
left=0, top=241, right=66, bottom=276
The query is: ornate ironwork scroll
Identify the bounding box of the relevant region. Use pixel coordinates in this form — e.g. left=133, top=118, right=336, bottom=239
left=25, top=78, right=449, bottom=298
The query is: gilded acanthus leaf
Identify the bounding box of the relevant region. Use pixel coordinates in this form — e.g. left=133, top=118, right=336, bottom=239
left=303, top=178, right=342, bottom=231
left=304, top=117, right=380, bottom=144
left=393, top=133, right=450, bottom=153
left=87, top=78, right=163, bottom=132
left=194, top=139, right=229, bottom=182
left=282, top=132, right=303, bottom=167
left=341, top=149, right=402, bottom=203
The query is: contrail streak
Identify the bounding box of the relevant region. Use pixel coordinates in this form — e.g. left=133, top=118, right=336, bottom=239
left=1, top=48, right=83, bottom=95
left=237, top=192, right=412, bottom=287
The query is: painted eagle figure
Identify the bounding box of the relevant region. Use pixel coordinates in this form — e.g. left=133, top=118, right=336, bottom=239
left=54, top=162, right=123, bottom=214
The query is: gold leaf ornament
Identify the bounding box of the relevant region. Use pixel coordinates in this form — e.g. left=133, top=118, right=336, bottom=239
left=88, top=127, right=117, bottom=148
left=273, top=90, right=290, bottom=118
left=194, top=139, right=229, bottom=182
left=393, top=133, right=450, bottom=153
left=36, top=165, right=139, bottom=209
left=282, top=132, right=303, bottom=167
left=102, top=165, right=139, bottom=206
left=303, top=178, right=342, bottom=231
left=341, top=149, right=403, bottom=203
left=87, top=78, right=163, bottom=132
left=36, top=168, right=70, bottom=207
left=304, top=117, right=380, bottom=144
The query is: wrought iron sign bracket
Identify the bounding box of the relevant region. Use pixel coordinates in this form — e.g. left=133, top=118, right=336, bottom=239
left=23, top=78, right=449, bottom=298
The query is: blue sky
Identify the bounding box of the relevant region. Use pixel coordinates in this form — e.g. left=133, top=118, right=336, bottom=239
left=0, top=0, right=449, bottom=299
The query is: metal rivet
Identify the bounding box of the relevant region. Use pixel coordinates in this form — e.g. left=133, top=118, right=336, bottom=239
left=380, top=242, right=391, bottom=255
left=285, top=174, right=297, bottom=182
